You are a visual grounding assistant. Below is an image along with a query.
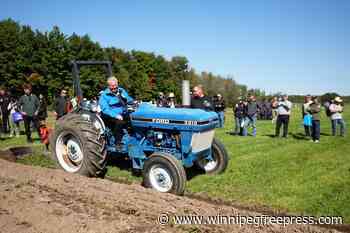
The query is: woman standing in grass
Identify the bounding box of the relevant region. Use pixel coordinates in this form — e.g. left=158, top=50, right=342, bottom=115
left=308, top=96, right=321, bottom=143
left=302, top=95, right=313, bottom=137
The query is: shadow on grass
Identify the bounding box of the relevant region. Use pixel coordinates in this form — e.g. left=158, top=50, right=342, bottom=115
left=106, top=156, right=141, bottom=175
left=106, top=155, right=206, bottom=181
left=290, top=133, right=309, bottom=140
left=225, top=131, right=244, bottom=136
left=186, top=166, right=205, bottom=181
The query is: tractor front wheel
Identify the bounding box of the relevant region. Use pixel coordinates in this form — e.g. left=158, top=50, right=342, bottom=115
left=143, top=153, right=186, bottom=195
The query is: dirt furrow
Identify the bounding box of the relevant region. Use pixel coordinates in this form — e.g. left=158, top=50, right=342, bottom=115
left=0, top=159, right=342, bottom=233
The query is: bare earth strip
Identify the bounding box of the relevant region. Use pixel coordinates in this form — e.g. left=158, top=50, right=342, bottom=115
left=0, top=159, right=341, bottom=233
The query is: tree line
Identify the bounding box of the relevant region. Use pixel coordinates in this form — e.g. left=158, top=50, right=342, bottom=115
left=0, top=19, right=251, bottom=106
left=0, top=18, right=348, bottom=106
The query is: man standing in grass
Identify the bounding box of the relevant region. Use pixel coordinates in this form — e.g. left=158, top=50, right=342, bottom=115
left=233, top=98, right=246, bottom=135
left=0, top=87, right=11, bottom=135
left=18, top=84, right=40, bottom=143
left=275, top=94, right=292, bottom=138
left=243, top=95, right=258, bottom=137
left=329, top=97, right=346, bottom=137
left=54, top=89, right=69, bottom=120
left=308, top=96, right=321, bottom=143
left=213, top=93, right=225, bottom=128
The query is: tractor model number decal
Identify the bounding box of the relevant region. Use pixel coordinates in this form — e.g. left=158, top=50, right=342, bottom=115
left=184, top=120, right=198, bottom=125
left=152, top=119, right=170, bottom=124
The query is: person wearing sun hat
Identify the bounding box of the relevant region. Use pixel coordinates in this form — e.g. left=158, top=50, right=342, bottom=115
left=329, top=96, right=346, bottom=137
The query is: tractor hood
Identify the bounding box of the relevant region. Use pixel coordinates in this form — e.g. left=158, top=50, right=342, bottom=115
left=130, top=103, right=219, bottom=131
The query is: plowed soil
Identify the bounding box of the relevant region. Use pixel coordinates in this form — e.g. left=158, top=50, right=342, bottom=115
left=0, top=159, right=344, bottom=233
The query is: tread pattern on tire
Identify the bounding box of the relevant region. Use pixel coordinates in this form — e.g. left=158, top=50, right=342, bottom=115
left=50, top=113, right=107, bottom=177
left=210, top=137, right=229, bottom=174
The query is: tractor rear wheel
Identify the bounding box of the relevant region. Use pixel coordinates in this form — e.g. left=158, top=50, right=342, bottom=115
left=50, top=113, right=107, bottom=177
left=196, top=137, right=229, bottom=174
left=143, top=153, right=186, bottom=195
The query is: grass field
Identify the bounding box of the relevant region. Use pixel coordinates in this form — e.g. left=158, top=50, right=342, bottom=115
left=1, top=106, right=349, bottom=222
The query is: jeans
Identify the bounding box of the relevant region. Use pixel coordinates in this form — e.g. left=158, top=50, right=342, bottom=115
left=217, top=111, right=225, bottom=128
left=1, top=111, right=10, bottom=133
left=331, top=119, right=346, bottom=136
left=312, top=120, right=320, bottom=141
left=275, top=115, right=290, bottom=137
left=23, top=115, right=40, bottom=141
left=243, top=115, right=257, bottom=136
left=304, top=125, right=311, bottom=137
left=234, top=117, right=244, bottom=135
left=9, top=119, right=20, bottom=136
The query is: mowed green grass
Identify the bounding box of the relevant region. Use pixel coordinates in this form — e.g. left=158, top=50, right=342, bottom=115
left=1, top=106, right=349, bottom=222
left=192, top=106, right=350, bottom=222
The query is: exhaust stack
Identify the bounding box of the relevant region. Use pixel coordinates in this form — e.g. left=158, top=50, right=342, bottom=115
left=182, top=80, right=190, bottom=107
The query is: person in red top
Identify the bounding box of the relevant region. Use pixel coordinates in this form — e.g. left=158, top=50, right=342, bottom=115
left=39, top=121, right=52, bottom=154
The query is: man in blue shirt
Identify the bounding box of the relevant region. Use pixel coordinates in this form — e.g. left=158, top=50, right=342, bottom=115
left=99, top=76, right=133, bottom=143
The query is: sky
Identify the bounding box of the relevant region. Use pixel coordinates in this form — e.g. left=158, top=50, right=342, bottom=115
left=1, top=0, right=349, bottom=95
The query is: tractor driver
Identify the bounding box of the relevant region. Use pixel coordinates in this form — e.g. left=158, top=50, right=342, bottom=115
left=99, top=76, right=134, bottom=144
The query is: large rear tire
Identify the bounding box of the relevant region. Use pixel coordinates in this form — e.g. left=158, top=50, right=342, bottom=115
left=50, top=113, right=107, bottom=177
left=196, top=137, right=229, bottom=175
left=143, top=153, right=186, bottom=195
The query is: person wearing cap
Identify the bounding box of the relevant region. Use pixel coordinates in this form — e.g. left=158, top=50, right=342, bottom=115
left=99, top=76, right=134, bottom=144
left=308, top=96, right=321, bottom=143
left=156, top=92, right=168, bottom=107
left=302, top=95, right=313, bottom=137
left=329, top=97, right=346, bottom=137
left=243, top=95, right=258, bottom=137
left=167, top=92, right=176, bottom=108
left=213, top=93, right=226, bottom=128
left=54, top=89, right=69, bottom=120
left=190, top=85, right=214, bottom=111
left=275, top=94, right=293, bottom=138
left=18, top=83, right=40, bottom=143
left=233, top=98, right=246, bottom=135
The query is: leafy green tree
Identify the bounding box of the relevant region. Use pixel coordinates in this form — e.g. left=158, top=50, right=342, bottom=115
left=0, top=18, right=276, bottom=107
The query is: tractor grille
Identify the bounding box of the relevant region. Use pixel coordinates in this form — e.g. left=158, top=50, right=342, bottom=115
left=191, top=130, right=215, bottom=153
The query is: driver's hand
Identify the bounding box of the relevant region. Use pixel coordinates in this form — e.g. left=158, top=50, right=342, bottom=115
left=116, top=114, right=123, bottom=121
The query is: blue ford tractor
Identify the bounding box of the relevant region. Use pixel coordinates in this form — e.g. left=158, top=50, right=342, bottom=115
left=50, top=61, right=229, bottom=195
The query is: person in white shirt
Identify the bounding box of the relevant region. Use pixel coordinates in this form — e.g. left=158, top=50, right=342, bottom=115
left=8, top=97, right=21, bottom=138
left=167, top=92, right=176, bottom=108
left=329, top=96, right=346, bottom=137
left=275, top=95, right=293, bottom=138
